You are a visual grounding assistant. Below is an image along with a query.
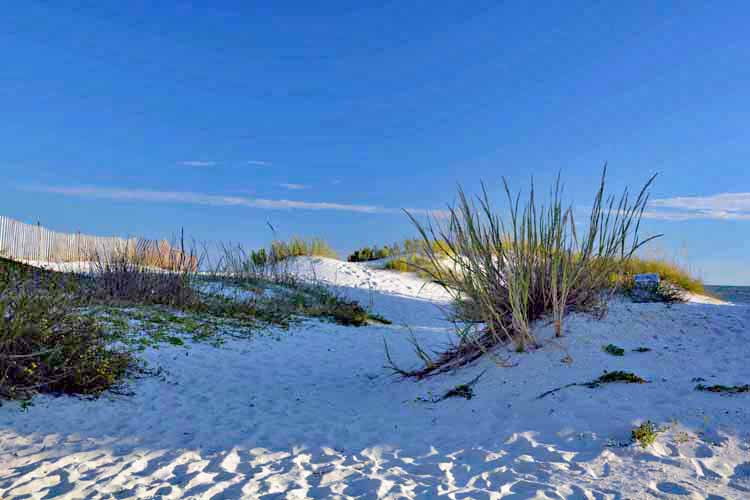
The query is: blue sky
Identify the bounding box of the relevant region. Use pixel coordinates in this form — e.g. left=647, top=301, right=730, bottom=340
left=2, top=2, right=749, bottom=284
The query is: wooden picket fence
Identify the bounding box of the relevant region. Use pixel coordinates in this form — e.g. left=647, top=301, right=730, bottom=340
left=0, top=215, right=137, bottom=263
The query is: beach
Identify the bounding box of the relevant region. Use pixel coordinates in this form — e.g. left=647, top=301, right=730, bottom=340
left=1, top=257, right=749, bottom=499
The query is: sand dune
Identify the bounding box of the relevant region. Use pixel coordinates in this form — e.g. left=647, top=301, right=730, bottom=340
left=1, top=257, right=749, bottom=499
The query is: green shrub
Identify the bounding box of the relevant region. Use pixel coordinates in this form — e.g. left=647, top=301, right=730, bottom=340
left=0, top=268, right=131, bottom=400
left=631, top=421, right=660, bottom=448
left=589, top=370, right=647, bottom=386
left=347, top=245, right=393, bottom=262
left=603, top=344, right=625, bottom=356
left=250, top=248, right=269, bottom=268
left=0, top=257, right=58, bottom=285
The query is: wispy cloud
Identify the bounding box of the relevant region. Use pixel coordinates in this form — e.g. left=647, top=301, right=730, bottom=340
left=179, top=160, right=217, bottom=167
left=279, top=183, right=309, bottom=190
left=403, top=208, right=451, bottom=219
left=645, top=192, right=750, bottom=221
left=247, top=160, right=271, bottom=166
left=22, top=185, right=448, bottom=217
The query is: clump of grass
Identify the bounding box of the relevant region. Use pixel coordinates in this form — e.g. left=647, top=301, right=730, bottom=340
left=394, top=167, right=657, bottom=377
left=402, top=238, right=453, bottom=257
left=270, top=237, right=338, bottom=261
left=621, top=257, right=704, bottom=295
left=383, top=253, right=445, bottom=280
left=350, top=239, right=453, bottom=265
left=695, top=384, right=750, bottom=394
left=633, top=346, right=651, bottom=353
left=537, top=370, right=647, bottom=399
left=631, top=421, right=660, bottom=448
left=603, top=344, right=625, bottom=356
left=89, top=239, right=201, bottom=309
left=588, top=370, right=647, bottom=386
left=442, top=383, right=475, bottom=400
left=216, top=242, right=280, bottom=281
left=368, top=312, right=393, bottom=325
left=348, top=245, right=393, bottom=262
left=0, top=267, right=131, bottom=400
left=413, top=370, right=486, bottom=403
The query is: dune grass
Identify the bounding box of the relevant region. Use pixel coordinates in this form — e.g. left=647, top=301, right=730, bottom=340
left=384, top=254, right=433, bottom=274
left=621, top=257, right=704, bottom=295
left=344, top=238, right=453, bottom=280
left=89, top=240, right=201, bottom=309
left=348, top=239, right=452, bottom=264
left=270, top=237, right=338, bottom=261
left=389, top=167, right=658, bottom=377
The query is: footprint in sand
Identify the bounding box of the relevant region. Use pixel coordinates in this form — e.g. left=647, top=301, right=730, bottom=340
left=695, top=444, right=714, bottom=458
left=656, top=481, right=691, bottom=495
left=730, top=462, right=750, bottom=491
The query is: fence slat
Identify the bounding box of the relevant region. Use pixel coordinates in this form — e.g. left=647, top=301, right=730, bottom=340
left=0, top=216, right=133, bottom=264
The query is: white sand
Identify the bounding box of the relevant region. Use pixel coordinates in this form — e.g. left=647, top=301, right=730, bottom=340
left=2, top=256, right=749, bottom=499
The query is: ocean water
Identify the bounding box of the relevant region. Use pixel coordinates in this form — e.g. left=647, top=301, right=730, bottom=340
left=705, top=285, right=750, bottom=305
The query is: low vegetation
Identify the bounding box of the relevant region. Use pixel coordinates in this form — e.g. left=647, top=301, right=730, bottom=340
left=270, top=237, right=338, bottom=261
left=349, top=240, right=452, bottom=276
left=347, top=245, right=394, bottom=262
left=262, top=280, right=375, bottom=327
left=603, top=344, right=625, bottom=356
left=622, top=279, right=687, bottom=304
left=631, top=421, right=660, bottom=448
left=537, top=370, right=648, bottom=399
left=0, top=234, right=383, bottom=401
left=383, top=253, right=444, bottom=280
left=621, top=257, right=704, bottom=295
left=223, top=237, right=338, bottom=275
left=414, top=370, right=486, bottom=403
left=215, top=244, right=387, bottom=326
left=591, top=370, right=648, bottom=386
left=695, top=383, right=750, bottom=394
left=389, top=167, right=658, bottom=377
left=0, top=259, right=131, bottom=400
left=89, top=240, right=201, bottom=309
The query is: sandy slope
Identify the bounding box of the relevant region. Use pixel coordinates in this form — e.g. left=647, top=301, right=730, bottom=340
left=1, top=257, right=750, bottom=499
